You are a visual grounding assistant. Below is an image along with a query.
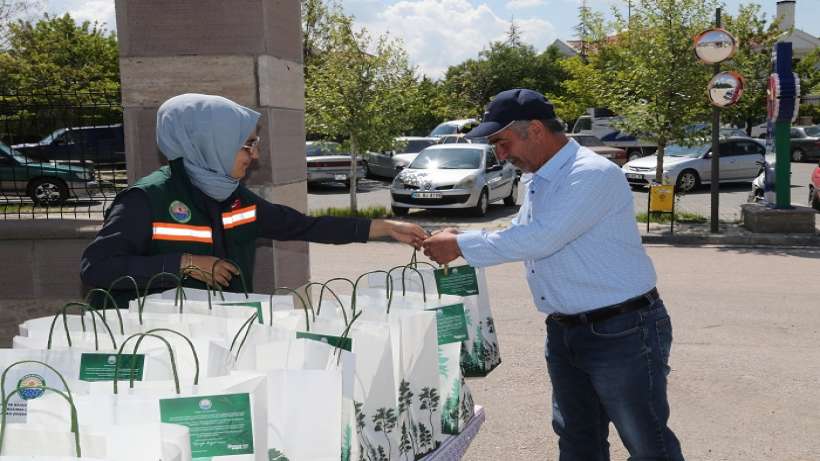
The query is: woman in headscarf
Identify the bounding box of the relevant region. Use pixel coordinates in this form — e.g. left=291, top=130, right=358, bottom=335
left=81, top=94, right=427, bottom=305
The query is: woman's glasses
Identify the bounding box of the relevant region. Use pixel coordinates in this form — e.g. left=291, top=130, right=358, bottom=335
left=243, top=136, right=261, bottom=151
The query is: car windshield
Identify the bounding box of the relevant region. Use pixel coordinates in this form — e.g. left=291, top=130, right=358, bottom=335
left=396, top=139, right=435, bottom=153
left=409, top=147, right=483, bottom=170
left=429, top=123, right=458, bottom=136
left=39, top=128, right=66, bottom=145
left=305, top=142, right=341, bottom=157
left=573, top=135, right=604, bottom=147
left=665, top=143, right=709, bottom=158
left=0, top=142, right=32, bottom=164
left=804, top=126, right=820, bottom=137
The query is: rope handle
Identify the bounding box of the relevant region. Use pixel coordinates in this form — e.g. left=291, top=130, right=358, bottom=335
left=352, top=270, right=394, bottom=312
left=47, top=302, right=117, bottom=351
left=386, top=265, right=427, bottom=312
left=211, top=258, right=249, bottom=298
left=228, top=312, right=260, bottom=362
left=83, top=288, right=125, bottom=335
left=179, top=266, right=225, bottom=311
left=133, top=328, right=200, bottom=388
left=141, top=272, right=184, bottom=323
left=113, top=333, right=180, bottom=394
left=0, top=386, right=81, bottom=457
left=316, top=279, right=353, bottom=325
left=270, top=287, right=312, bottom=330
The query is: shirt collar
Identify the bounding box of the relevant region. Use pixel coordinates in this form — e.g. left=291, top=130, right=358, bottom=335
left=533, top=138, right=578, bottom=182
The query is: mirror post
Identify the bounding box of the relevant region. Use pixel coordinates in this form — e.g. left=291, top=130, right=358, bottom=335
left=709, top=7, right=721, bottom=233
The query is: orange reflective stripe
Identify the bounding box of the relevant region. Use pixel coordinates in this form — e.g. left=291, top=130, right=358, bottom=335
left=222, top=205, right=257, bottom=230
left=152, top=222, right=213, bottom=244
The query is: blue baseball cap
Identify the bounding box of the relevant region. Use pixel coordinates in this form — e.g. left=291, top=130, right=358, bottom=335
left=466, top=88, right=557, bottom=138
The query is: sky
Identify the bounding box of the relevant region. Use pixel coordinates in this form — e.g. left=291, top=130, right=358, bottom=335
left=46, top=0, right=820, bottom=79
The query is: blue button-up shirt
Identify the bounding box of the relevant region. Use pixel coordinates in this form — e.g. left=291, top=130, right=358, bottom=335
left=457, top=139, right=656, bottom=315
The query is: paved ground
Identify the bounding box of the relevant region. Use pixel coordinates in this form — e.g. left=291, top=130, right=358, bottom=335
left=309, top=241, right=820, bottom=461
left=308, top=161, right=819, bottom=225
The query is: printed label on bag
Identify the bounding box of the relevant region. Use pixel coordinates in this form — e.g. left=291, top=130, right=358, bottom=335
left=2, top=366, right=68, bottom=423
left=434, top=265, right=479, bottom=296
left=434, top=304, right=468, bottom=344
left=219, top=301, right=264, bottom=323
left=79, top=353, right=145, bottom=382
left=296, top=331, right=353, bottom=351
left=160, top=393, right=254, bottom=458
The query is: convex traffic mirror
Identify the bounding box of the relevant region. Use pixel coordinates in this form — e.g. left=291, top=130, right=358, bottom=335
left=708, top=71, right=745, bottom=107
left=694, top=28, right=738, bottom=64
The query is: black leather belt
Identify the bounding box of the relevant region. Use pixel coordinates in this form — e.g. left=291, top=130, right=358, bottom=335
left=548, top=288, right=660, bottom=327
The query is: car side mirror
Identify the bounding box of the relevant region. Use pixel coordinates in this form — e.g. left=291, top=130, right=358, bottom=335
left=486, top=164, right=503, bottom=172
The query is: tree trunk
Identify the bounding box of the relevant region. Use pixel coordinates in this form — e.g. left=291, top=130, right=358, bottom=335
left=654, top=142, right=666, bottom=184
left=349, top=135, right=358, bottom=213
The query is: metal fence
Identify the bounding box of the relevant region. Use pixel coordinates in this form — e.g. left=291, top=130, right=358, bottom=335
left=0, top=92, right=126, bottom=220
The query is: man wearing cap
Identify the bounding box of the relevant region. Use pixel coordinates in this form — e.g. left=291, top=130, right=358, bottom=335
left=422, top=89, right=683, bottom=460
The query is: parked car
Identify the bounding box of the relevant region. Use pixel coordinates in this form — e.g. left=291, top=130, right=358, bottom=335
left=572, top=109, right=656, bottom=160
left=390, top=143, right=518, bottom=217
left=622, top=138, right=766, bottom=192
left=787, top=126, right=820, bottom=162
left=305, top=141, right=365, bottom=189
left=363, top=136, right=437, bottom=178
left=435, top=134, right=489, bottom=145
left=0, top=141, right=100, bottom=205
left=568, top=133, right=627, bottom=165
left=12, top=124, right=125, bottom=166
left=809, top=161, right=820, bottom=211
left=428, top=119, right=479, bottom=138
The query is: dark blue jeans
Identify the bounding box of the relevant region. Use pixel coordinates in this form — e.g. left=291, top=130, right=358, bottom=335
left=545, top=300, right=684, bottom=461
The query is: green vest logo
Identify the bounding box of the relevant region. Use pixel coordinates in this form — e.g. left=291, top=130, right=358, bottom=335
left=169, top=200, right=192, bottom=223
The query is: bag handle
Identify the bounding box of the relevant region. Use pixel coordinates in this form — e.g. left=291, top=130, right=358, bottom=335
left=270, top=287, right=312, bottom=329
left=83, top=288, right=125, bottom=335
left=179, top=266, right=225, bottom=312
left=0, top=386, right=81, bottom=457
left=47, top=302, right=117, bottom=351
left=387, top=265, right=427, bottom=312
left=331, top=310, right=363, bottom=367
left=132, top=328, right=200, bottom=387
left=141, top=272, right=184, bottom=323
left=317, top=279, right=353, bottom=325
left=212, top=258, right=249, bottom=298
left=0, top=360, right=79, bottom=456
left=352, top=270, right=393, bottom=313
left=229, top=312, right=260, bottom=362
left=113, top=332, right=179, bottom=394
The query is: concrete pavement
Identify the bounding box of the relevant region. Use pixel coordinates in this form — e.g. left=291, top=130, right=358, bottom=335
left=309, top=241, right=820, bottom=461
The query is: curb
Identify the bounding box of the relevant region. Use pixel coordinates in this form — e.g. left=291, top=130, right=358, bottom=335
left=641, top=233, right=820, bottom=247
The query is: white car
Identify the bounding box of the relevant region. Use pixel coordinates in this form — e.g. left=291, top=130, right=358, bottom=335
left=305, top=141, right=365, bottom=189
left=428, top=119, right=479, bottom=138
left=363, top=136, right=437, bottom=178
left=622, top=137, right=766, bottom=192
left=390, top=144, right=518, bottom=217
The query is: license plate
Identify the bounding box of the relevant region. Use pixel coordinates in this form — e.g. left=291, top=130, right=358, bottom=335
left=334, top=174, right=347, bottom=181
left=626, top=173, right=643, bottom=180
left=412, top=192, right=442, bottom=199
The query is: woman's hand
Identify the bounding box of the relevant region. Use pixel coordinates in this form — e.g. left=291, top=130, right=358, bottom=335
left=181, top=254, right=240, bottom=288
left=369, top=219, right=428, bottom=248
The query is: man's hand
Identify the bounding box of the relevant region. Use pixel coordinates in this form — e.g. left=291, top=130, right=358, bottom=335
left=182, top=254, right=240, bottom=288
left=370, top=219, right=428, bottom=248
left=422, top=228, right=462, bottom=265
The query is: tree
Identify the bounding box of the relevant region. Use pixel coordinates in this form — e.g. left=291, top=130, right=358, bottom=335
left=573, top=0, right=717, bottom=182
left=796, top=47, right=820, bottom=124
left=0, top=0, right=42, bottom=47
left=0, top=13, right=119, bottom=93
left=721, top=4, right=781, bottom=134
left=306, top=15, right=419, bottom=212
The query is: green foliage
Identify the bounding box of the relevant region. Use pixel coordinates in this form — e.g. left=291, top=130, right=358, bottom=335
left=636, top=211, right=708, bottom=223
left=721, top=4, right=781, bottom=133
left=308, top=205, right=393, bottom=219
left=0, top=13, right=118, bottom=93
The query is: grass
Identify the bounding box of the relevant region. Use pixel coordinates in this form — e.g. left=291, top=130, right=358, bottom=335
left=2, top=204, right=39, bottom=214
left=309, top=205, right=393, bottom=219
left=635, top=211, right=708, bottom=224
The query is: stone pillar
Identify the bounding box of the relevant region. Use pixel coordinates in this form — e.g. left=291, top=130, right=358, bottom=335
left=115, top=0, right=309, bottom=290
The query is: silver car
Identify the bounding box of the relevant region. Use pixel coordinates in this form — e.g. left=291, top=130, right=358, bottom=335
left=622, top=137, right=765, bottom=192
left=390, top=144, right=519, bottom=216
left=364, top=136, right=437, bottom=178
left=305, top=141, right=365, bottom=189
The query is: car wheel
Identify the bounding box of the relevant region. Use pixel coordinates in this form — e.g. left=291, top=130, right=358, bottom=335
left=503, top=180, right=519, bottom=206
left=28, top=177, right=68, bottom=205
left=675, top=169, right=700, bottom=193
left=472, top=189, right=489, bottom=217
left=391, top=205, right=409, bottom=217
left=810, top=186, right=820, bottom=211
left=791, top=149, right=805, bottom=162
